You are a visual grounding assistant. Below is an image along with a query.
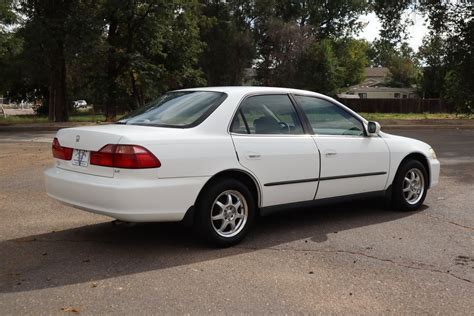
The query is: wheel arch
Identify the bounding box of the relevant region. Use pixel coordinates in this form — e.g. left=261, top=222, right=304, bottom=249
left=196, top=168, right=262, bottom=209
left=396, top=152, right=431, bottom=186
left=181, top=170, right=262, bottom=227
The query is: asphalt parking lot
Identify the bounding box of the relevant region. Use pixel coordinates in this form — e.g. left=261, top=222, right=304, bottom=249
left=0, top=128, right=473, bottom=314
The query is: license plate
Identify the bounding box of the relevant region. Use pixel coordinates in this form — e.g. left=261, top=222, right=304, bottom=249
left=72, top=149, right=90, bottom=167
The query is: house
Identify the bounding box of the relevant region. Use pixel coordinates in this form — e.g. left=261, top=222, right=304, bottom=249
left=338, top=67, right=418, bottom=99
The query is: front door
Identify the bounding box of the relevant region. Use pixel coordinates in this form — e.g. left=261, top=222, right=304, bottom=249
left=293, top=95, right=390, bottom=199
left=230, top=94, right=320, bottom=207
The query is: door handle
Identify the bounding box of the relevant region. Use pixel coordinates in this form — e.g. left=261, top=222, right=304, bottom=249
left=246, top=152, right=261, bottom=160
left=325, top=151, right=337, bottom=157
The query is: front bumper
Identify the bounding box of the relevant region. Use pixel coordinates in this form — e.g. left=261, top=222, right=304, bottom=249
left=44, top=167, right=208, bottom=222
left=429, top=158, right=440, bottom=188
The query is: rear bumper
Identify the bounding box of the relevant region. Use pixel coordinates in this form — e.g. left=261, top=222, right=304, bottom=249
left=429, top=158, right=440, bottom=188
left=44, top=167, right=209, bottom=222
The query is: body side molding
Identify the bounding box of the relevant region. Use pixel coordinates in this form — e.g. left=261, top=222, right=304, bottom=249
left=264, top=172, right=387, bottom=187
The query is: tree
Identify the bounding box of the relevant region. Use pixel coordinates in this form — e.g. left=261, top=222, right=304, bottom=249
left=0, top=1, right=31, bottom=103
left=0, top=1, right=22, bottom=101
left=0, top=28, right=49, bottom=105
left=18, top=1, right=71, bottom=121
left=3, top=0, right=470, bottom=119
left=0, top=0, right=15, bottom=45
left=257, top=18, right=314, bottom=86
left=100, top=0, right=205, bottom=120
left=296, top=39, right=340, bottom=95
left=253, top=0, right=369, bottom=86
left=443, top=14, right=474, bottom=113
left=7, top=0, right=102, bottom=122
left=417, top=35, right=446, bottom=98
left=417, top=0, right=473, bottom=112
left=368, top=0, right=421, bottom=89
left=0, top=1, right=103, bottom=120
left=367, top=41, right=419, bottom=89
left=199, top=0, right=255, bottom=85
left=386, top=44, right=419, bottom=88
left=334, top=38, right=369, bottom=88
left=1, top=0, right=206, bottom=121
left=0, top=0, right=15, bottom=40
left=370, top=0, right=413, bottom=45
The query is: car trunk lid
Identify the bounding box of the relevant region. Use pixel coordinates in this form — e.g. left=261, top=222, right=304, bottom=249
left=54, top=125, right=125, bottom=177
left=54, top=123, right=194, bottom=177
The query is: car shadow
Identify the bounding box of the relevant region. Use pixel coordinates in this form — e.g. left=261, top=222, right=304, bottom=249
left=0, top=198, right=421, bottom=293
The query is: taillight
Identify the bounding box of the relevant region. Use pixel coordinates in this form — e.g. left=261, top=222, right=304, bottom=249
left=52, top=138, right=73, bottom=160
left=89, top=144, right=115, bottom=167
left=90, top=144, right=161, bottom=169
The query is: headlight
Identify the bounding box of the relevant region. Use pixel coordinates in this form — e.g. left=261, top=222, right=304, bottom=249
left=428, top=148, right=437, bottom=160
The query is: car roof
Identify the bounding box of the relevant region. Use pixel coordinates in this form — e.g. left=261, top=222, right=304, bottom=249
left=174, top=86, right=368, bottom=126
left=174, top=86, right=325, bottom=98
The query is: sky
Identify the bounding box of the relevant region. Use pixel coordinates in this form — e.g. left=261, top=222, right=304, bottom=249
left=357, top=11, right=430, bottom=52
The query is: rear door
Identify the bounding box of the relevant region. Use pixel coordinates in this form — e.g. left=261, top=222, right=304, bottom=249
left=230, top=94, right=320, bottom=207
left=293, top=95, right=390, bottom=199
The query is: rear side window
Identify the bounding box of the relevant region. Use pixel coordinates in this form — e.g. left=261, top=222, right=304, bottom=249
left=295, top=96, right=364, bottom=136
left=230, top=110, right=249, bottom=134
left=231, top=95, right=304, bottom=135
left=118, top=91, right=227, bottom=127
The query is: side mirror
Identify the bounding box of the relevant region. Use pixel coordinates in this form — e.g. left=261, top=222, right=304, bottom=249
left=367, top=121, right=381, bottom=136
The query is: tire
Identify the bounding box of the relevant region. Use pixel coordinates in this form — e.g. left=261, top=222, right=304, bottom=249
left=195, top=178, right=256, bottom=247
left=391, top=159, right=428, bottom=211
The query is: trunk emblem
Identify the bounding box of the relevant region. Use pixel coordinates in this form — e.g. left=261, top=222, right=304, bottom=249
left=76, top=135, right=80, bottom=142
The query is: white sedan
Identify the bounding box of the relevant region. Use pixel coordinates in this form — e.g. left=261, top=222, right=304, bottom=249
left=45, top=87, right=440, bottom=246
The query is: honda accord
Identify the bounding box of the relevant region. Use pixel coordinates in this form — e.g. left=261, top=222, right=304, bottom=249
left=44, top=87, right=440, bottom=246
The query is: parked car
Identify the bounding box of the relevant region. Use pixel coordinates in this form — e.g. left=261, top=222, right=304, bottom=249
left=73, top=100, right=87, bottom=108
left=45, top=87, right=440, bottom=246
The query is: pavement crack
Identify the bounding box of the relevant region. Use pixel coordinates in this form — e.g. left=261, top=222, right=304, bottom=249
left=421, top=213, right=474, bottom=231
left=236, top=245, right=473, bottom=285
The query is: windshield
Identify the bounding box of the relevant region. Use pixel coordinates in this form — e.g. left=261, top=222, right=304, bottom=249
left=117, top=91, right=227, bottom=127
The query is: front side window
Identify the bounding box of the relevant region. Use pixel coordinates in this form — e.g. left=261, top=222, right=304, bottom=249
left=295, top=96, right=364, bottom=136
left=231, top=95, right=304, bottom=135
left=117, top=91, right=226, bottom=127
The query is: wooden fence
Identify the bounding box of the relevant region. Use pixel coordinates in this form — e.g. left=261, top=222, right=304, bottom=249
left=337, top=98, right=451, bottom=113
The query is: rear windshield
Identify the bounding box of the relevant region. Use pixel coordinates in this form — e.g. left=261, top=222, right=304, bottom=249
left=117, top=91, right=227, bottom=127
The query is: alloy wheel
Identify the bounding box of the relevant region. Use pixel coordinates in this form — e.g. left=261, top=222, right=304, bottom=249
left=210, top=190, right=248, bottom=238
left=402, top=168, right=425, bottom=205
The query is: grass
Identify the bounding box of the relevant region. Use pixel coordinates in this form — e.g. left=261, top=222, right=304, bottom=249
left=0, top=114, right=106, bottom=124
left=358, top=113, right=470, bottom=120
